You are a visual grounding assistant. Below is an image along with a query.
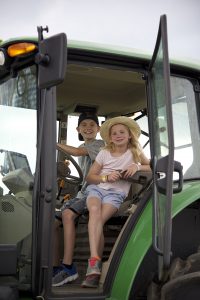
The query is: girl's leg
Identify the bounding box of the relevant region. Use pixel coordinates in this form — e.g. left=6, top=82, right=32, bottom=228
left=81, top=202, right=118, bottom=287
left=101, top=203, right=118, bottom=225
left=87, top=200, right=117, bottom=259
left=87, top=196, right=102, bottom=258
left=99, top=203, right=118, bottom=256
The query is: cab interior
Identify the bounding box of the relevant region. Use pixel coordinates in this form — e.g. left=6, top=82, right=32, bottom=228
left=0, top=52, right=153, bottom=297
left=52, top=57, right=152, bottom=292
left=57, top=60, right=147, bottom=118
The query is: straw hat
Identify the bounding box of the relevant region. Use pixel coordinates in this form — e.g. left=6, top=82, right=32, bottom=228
left=100, top=116, right=141, bottom=144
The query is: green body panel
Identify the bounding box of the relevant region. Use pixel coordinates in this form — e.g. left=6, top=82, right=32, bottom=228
left=1, top=37, right=200, bottom=71
left=107, top=180, right=200, bottom=300
left=68, top=40, right=200, bottom=71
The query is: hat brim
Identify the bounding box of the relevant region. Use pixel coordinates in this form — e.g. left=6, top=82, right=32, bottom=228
left=100, top=116, right=141, bottom=144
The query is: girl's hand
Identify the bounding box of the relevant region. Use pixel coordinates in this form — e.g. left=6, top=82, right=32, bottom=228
left=121, top=164, right=139, bottom=179
left=107, top=170, right=122, bottom=182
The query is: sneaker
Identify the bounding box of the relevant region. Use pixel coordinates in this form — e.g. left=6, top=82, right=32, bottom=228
left=86, top=257, right=102, bottom=276
left=52, top=264, right=79, bottom=287
left=53, top=266, right=63, bottom=277
left=81, top=274, right=100, bottom=288
left=81, top=257, right=102, bottom=288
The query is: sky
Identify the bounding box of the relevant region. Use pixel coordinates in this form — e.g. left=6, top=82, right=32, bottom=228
left=0, top=0, right=200, bottom=63
left=0, top=0, right=199, bottom=181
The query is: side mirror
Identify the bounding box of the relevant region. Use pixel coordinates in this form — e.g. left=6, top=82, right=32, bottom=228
left=36, top=32, right=67, bottom=89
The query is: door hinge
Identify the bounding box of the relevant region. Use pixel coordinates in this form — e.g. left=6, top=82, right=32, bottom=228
left=194, top=83, right=200, bottom=93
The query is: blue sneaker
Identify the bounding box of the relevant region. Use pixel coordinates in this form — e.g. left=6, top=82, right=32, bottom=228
left=53, top=266, right=63, bottom=277
left=52, top=264, right=79, bottom=287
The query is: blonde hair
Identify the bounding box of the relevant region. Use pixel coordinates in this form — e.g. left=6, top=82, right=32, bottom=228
left=104, top=123, right=141, bottom=163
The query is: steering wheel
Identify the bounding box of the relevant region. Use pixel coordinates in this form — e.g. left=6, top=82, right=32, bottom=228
left=57, top=151, right=83, bottom=186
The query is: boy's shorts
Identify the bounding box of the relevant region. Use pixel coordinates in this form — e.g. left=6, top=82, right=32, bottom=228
left=60, top=197, right=87, bottom=215
left=86, top=185, right=126, bottom=209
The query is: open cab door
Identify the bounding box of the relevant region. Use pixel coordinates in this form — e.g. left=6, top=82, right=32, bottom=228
left=31, top=28, right=67, bottom=298
left=148, top=15, right=182, bottom=281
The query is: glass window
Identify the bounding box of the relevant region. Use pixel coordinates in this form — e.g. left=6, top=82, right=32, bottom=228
left=0, top=65, right=37, bottom=286
left=170, top=77, right=200, bottom=179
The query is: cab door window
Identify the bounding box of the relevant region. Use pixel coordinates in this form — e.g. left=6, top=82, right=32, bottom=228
left=171, top=77, right=200, bottom=179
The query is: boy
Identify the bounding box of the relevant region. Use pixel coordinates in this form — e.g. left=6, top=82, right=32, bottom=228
left=52, top=112, right=104, bottom=287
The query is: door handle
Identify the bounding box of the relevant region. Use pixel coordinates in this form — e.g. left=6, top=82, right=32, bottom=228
left=173, top=160, right=183, bottom=193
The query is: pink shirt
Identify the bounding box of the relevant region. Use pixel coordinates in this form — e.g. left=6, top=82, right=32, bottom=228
left=95, top=149, right=135, bottom=196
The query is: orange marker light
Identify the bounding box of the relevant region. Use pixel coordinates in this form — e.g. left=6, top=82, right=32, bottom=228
left=8, top=42, right=37, bottom=57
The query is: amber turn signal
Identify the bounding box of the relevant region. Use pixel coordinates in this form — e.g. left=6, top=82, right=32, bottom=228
left=7, top=42, right=37, bottom=57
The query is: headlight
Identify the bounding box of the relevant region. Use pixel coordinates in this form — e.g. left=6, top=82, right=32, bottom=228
left=0, top=49, right=6, bottom=66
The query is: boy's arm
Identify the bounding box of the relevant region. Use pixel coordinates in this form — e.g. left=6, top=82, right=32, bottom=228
left=57, top=143, right=88, bottom=157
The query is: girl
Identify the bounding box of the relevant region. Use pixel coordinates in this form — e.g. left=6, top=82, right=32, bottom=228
left=81, top=116, right=151, bottom=288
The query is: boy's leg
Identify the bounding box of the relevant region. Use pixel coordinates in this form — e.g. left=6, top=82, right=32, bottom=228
left=52, top=197, right=86, bottom=286
left=61, top=196, right=87, bottom=264
left=52, top=218, right=63, bottom=267
left=62, top=208, right=77, bottom=265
